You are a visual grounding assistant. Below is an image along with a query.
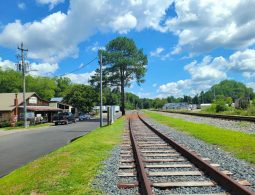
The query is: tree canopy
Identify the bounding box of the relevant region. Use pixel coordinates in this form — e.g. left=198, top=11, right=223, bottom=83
left=63, top=84, right=97, bottom=113
left=90, top=36, right=148, bottom=115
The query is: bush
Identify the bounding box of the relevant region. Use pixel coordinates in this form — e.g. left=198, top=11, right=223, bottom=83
left=202, top=104, right=216, bottom=113
left=247, top=105, right=255, bottom=116
left=215, top=102, right=228, bottom=112
left=16, top=121, right=24, bottom=127
left=0, top=121, right=11, bottom=128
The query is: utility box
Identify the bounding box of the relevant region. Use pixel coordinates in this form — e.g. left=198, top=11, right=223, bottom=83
left=107, top=106, right=115, bottom=125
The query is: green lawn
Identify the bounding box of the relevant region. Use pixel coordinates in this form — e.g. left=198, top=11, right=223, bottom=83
left=144, top=110, right=255, bottom=165
left=0, top=118, right=124, bottom=195
left=2, top=123, right=51, bottom=131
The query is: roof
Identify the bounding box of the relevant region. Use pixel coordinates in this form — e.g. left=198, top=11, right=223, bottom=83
left=19, top=106, right=62, bottom=112
left=0, top=92, right=35, bottom=111
left=50, top=97, right=63, bottom=102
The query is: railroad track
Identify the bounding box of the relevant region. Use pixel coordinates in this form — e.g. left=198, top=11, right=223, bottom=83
left=117, top=112, right=254, bottom=195
left=155, top=110, right=255, bottom=122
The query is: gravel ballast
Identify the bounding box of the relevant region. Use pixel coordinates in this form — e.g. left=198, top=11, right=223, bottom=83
left=93, top=115, right=255, bottom=194
left=92, top=146, right=139, bottom=195
left=144, top=116, right=255, bottom=193
left=155, top=111, right=255, bottom=134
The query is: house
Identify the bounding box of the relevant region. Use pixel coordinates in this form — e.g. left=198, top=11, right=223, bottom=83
left=0, top=92, right=61, bottom=123
left=49, top=97, right=78, bottom=117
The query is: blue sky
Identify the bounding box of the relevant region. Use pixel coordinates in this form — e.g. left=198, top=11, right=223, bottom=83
left=0, top=0, right=255, bottom=98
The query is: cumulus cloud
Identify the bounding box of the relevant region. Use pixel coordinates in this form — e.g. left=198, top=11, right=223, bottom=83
left=30, top=62, right=59, bottom=76
left=0, top=56, right=58, bottom=76
left=228, top=49, right=255, bottom=72
left=0, top=57, right=15, bottom=70
left=0, top=0, right=172, bottom=63
left=36, top=0, right=65, bottom=10
left=165, top=0, right=255, bottom=54
left=64, top=71, right=96, bottom=84
left=158, top=48, right=255, bottom=97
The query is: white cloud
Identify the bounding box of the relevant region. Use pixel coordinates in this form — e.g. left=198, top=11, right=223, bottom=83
left=165, top=0, right=255, bottom=54
left=0, top=57, right=15, bottom=70
left=228, top=49, right=255, bottom=72
left=158, top=48, right=255, bottom=97
left=110, top=12, right=137, bottom=34
left=64, top=71, right=96, bottom=84
left=36, top=0, right=64, bottom=10
left=149, top=47, right=172, bottom=60
left=158, top=55, right=229, bottom=97
left=30, top=62, right=58, bottom=76
left=18, top=2, right=26, bottom=10
left=0, top=0, right=172, bottom=63
left=0, top=56, right=58, bottom=76
left=87, top=42, right=105, bottom=53
left=150, top=47, right=164, bottom=57
left=184, top=56, right=228, bottom=81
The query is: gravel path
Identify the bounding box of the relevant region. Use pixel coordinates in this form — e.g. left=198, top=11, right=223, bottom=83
left=144, top=116, right=255, bottom=193
left=155, top=111, right=255, bottom=134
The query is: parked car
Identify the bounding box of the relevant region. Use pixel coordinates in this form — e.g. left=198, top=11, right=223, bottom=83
left=79, top=113, right=91, bottom=121
left=53, top=112, right=76, bottom=125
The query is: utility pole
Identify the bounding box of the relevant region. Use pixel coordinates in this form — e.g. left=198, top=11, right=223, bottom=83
left=99, top=52, right=103, bottom=127
left=17, top=42, right=29, bottom=128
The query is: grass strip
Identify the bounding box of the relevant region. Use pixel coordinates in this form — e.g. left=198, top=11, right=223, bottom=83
left=144, top=110, right=255, bottom=165
left=2, top=123, right=51, bottom=131
left=0, top=117, right=124, bottom=195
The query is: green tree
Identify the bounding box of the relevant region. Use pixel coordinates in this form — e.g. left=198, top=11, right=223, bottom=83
left=91, top=37, right=147, bottom=115
left=63, top=84, right=97, bottom=113
left=54, top=77, right=72, bottom=97
left=0, top=68, right=22, bottom=93
left=205, top=80, right=254, bottom=102
left=26, top=76, right=56, bottom=100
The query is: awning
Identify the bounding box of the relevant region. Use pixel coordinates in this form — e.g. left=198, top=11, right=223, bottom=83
left=19, top=106, right=62, bottom=112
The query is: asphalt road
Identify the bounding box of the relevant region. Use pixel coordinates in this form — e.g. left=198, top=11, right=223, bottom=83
left=0, top=119, right=101, bottom=178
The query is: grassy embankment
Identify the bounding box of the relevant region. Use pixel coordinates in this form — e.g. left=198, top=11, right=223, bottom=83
left=144, top=110, right=255, bottom=165
left=0, top=117, right=124, bottom=194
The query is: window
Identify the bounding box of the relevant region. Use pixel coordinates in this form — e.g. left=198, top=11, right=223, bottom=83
left=0, top=113, right=2, bottom=119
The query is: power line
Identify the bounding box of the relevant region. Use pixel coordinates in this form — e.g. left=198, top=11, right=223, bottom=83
left=55, top=57, right=98, bottom=77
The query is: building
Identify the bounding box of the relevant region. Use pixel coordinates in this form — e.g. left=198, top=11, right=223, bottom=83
left=0, top=92, right=61, bottom=123
left=162, top=102, right=189, bottom=110
left=49, top=97, right=78, bottom=117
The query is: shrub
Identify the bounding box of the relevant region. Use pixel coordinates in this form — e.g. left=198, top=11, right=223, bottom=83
left=0, top=121, right=11, bottom=128
left=215, top=102, right=228, bottom=112
left=247, top=105, right=255, bottom=116
left=202, top=104, right=216, bottom=113
left=16, top=121, right=24, bottom=127
left=214, top=96, right=228, bottom=113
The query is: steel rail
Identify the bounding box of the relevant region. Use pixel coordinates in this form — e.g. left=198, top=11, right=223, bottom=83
left=138, top=113, right=255, bottom=195
left=129, top=117, right=153, bottom=195
left=156, top=110, right=255, bottom=122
